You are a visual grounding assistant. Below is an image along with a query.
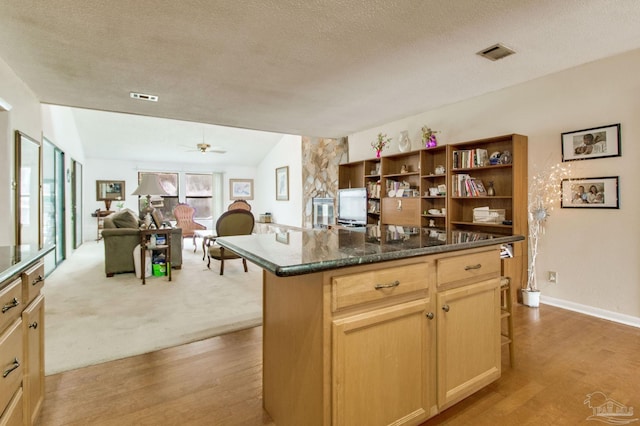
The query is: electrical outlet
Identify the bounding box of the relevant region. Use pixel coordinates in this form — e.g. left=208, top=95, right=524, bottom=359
left=548, top=271, right=558, bottom=283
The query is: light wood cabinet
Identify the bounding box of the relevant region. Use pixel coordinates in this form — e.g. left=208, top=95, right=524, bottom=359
left=262, top=247, right=501, bottom=426
left=332, top=299, right=435, bottom=426
left=436, top=278, right=501, bottom=409
left=0, top=259, right=45, bottom=426
left=0, top=387, right=23, bottom=426
left=22, top=295, right=44, bottom=425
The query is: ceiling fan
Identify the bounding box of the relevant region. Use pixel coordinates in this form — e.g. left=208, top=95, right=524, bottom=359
left=194, top=143, right=226, bottom=154
left=181, top=142, right=227, bottom=154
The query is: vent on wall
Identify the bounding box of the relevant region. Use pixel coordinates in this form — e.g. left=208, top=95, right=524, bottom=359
left=130, top=92, right=158, bottom=102
left=477, top=43, right=516, bottom=61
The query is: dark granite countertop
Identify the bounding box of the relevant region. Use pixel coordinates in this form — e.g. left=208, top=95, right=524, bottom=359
left=216, top=226, right=524, bottom=277
left=0, top=245, right=55, bottom=287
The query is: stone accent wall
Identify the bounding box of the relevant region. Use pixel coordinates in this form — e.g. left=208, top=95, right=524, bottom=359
left=301, top=137, right=348, bottom=228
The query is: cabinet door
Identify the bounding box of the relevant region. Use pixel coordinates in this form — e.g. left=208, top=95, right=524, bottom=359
left=22, top=294, right=44, bottom=426
left=333, top=299, right=435, bottom=426
left=437, top=279, right=500, bottom=409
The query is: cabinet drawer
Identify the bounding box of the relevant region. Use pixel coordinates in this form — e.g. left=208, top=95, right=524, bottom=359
left=332, top=263, right=429, bottom=311
left=0, top=387, right=23, bottom=426
left=22, top=261, right=44, bottom=306
left=0, top=320, right=23, bottom=416
left=381, top=197, right=421, bottom=226
left=437, top=250, right=500, bottom=288
left=0, top=280, right=22, bottom=334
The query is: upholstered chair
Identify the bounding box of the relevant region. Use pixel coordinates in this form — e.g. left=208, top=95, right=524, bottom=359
left=227, top=199, right=252, bottom=211
left=172, top=203, right=206, bottom=240
left=207, top=210, right=255, bottom=275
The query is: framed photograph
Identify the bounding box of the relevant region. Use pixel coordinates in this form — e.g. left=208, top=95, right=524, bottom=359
left=151, top=208, right=164, bottom=228
left=561, top=123, right=621, bottom=162
left=229, top=179, right=254, bottom=200
left=561, top=177, right=619, bottom=209
left=276, top=166, right=289, bottom=201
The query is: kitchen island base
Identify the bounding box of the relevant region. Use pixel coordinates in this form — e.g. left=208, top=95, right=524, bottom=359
left=262, top=247, right=502, bottom=426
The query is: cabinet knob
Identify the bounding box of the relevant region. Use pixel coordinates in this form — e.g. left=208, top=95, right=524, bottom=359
left=442, top=304, right=450, bottom=312
left=32, top=275, right=44, bottom=285
left=29, top=321, right=38, bottom=329
left=426, top=312, right=434, bottom=320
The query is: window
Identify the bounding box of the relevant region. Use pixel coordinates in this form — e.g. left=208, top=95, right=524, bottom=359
left=137, top=172, right=179, bottom=220
left=136, top=171, right=222, bottom=223
left=186, top=173, right=212, bottom=219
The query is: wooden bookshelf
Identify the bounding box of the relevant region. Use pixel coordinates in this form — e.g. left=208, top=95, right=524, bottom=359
left=338, top=134, right=528, bottom=291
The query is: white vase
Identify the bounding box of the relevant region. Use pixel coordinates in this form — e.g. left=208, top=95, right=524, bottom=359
left=398, top=130, right=411, bottom=152
left=522, top=290, right=540, bottom=307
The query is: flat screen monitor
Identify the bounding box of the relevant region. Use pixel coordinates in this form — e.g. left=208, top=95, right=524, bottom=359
left=337, top=188, right=367, bottom=226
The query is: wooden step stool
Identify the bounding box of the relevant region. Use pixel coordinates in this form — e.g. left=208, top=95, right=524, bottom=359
left=500, top=276, right=515, bottom=366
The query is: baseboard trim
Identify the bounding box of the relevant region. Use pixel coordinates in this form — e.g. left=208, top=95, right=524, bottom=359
left=541, top=295, right=640, bottom=329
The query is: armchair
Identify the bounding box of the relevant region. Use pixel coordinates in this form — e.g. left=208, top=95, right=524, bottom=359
left=173, top=203, right=206, bottom=239
left=207, top=210, right=255, bottom=275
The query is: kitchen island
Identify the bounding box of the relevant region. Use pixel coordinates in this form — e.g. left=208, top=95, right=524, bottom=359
left=217, top=226, right=524, bottom=426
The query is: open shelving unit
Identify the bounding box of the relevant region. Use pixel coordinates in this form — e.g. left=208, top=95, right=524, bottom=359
left=338, top=134, right=528, bottom=292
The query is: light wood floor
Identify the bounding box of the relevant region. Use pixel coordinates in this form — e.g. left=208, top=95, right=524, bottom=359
left=37, top=303, right=640, bottom=425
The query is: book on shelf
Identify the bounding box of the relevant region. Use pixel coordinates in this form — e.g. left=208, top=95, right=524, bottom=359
left=367, top=181, right=381, bottom=198
left=452, top=148, right=489, bottom=169
left=451, top=174, right=487, bottom=197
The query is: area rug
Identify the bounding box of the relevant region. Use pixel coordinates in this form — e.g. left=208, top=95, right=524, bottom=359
left=43, top=238, right=263, bottom=375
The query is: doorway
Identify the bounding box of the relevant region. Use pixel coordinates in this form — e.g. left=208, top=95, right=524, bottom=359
left=42, top=138, right=66, bottom=274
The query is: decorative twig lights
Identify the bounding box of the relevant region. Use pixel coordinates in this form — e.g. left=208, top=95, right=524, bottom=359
left=527, top=162, right=572, bottom=291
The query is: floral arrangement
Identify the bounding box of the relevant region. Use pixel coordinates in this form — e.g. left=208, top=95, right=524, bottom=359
left=371, top=133, right=392, bottom=157
left=421, top=126, right=439, bottom=148
left=526, top=162, right=572, bottom=292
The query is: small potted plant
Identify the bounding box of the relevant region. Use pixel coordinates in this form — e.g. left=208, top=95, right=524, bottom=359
left=371, top=133, right=391, bottom=158
left=421, top=126, right=439, bottom=148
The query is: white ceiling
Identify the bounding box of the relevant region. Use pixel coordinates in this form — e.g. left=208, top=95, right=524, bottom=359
left=2, top=0, right=640, bottom=165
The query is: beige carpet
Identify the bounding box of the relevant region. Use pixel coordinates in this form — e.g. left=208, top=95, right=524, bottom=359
left=43, top=238, right=263, bottom=375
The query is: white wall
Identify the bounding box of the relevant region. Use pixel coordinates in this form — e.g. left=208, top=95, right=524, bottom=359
left=255, top=134, right=303, bottom=227
left=0, top=57, right=42, bottom=246
left=348, top=48, right=640, bottom=324
left=41, top=105, right=86, bottom=258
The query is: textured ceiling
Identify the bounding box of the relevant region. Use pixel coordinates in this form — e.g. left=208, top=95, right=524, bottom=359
left=2, top=0, right=640, bottom=164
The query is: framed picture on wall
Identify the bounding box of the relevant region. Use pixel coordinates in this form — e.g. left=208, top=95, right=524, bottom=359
left=561, top=176, right=619, bottom=208
left=229, top=179, right=254, bottom=200
left=561, top=123, right=621, bottom=162
left=276, top=166, right=289, bottom=201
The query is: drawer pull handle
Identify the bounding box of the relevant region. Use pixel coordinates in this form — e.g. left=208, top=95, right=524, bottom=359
left=3, top=358, right=20, bottom=378
left=374, top=280, right=400, bottom=290
left=32, top=275, right=44, bottom=286
left=442, top=304, right=450, bottom=312
left=29, top=321, right=38, bottom=329
left=464, top=264, right=482, bottom=271
left=2, top=297, right=19, bottom=313
left=426, top=312, right=434, bottom=320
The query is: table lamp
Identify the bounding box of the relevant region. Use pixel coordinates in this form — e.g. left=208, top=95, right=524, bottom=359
left=131, top=174, right=168, bottom=227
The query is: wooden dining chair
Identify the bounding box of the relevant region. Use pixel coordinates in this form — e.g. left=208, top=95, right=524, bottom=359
left=207, top=210, right=255, bottom=275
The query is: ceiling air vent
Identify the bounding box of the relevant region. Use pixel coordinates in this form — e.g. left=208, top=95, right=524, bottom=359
left=130, top=92, right=158, bottom=102
left=477, top=43, right=515, bottom=61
